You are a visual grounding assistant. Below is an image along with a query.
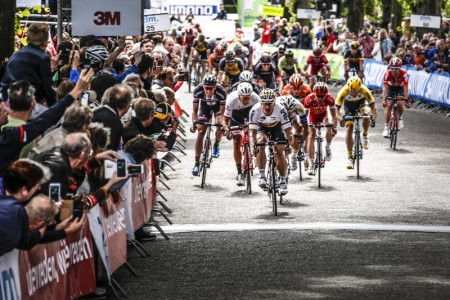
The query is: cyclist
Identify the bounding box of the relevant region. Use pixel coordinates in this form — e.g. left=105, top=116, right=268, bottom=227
left=302, top=48, right=331, bottom=87
left=278, top=50, right=301, bottom=84
left=249, top=89, right=292, bottom=195
left=181, top=27, right=196, bottom=70
left=381, top=57, right=409, bottom=138
left=232, top=43, right=249, bottom=69
left=278, top=94, right=308, bottom=172
left=335, top=76, right=377, bottom=169
left=303, top=82, right=338, bottom=175
left=209, top=44, right=225, bottom=76
left=191, top=75, right=227, bottom=176
left=190, top=34, right=210, bottom=81
left=271, top=44, right=285, bottom=67
left=218, top=50, right=244, bottom=89
left=223, top=82, right=261, bottom=186
left=242, top=39, right=254, bottom=70
left=343, top=41, right=365, bottom=81
left=281, top=73, right=312, bottom=104
left=229, top=70, right=261, bottom=95
left=253, top=52, right=283, bottom=93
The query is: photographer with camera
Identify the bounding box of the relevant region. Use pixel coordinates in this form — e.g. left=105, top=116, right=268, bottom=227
left=358, top=28, right=375, bottom=59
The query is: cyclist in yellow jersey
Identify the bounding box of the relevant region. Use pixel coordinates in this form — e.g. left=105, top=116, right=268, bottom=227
left=335, top=76, right=377, bottom=169
left=218, top=50, right=244, bottom=89
left=189, top=34, right=210, bottom=81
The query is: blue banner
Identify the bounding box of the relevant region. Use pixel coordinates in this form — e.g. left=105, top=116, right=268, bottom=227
left=361, top=60, right=450, bottom=108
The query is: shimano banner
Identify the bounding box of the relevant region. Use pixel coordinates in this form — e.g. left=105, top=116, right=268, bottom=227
left=156, top=0, right=221, bottom=24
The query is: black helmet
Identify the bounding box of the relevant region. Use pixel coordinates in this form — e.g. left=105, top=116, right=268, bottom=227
left=225, top=50, right=235, bottom=61
left=285, top=50, right=294, bottom=58
left=203, top=75, right=217, bottom=86
left=260, top=53, right=271, bottom=63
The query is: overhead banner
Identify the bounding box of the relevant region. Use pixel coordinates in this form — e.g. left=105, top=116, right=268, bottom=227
left=144, top=14, right=171, bottom=33
left=155, top=0, right=221, bottom=25
left=18, top=228, right=96, bottom=300
left=262, top=5, right=284, bottom=17
left=410, top=14, right=441, bottom=29
left=72, top=0, right=143, bottom=36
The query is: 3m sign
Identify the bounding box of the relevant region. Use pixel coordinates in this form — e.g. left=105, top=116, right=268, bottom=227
left=72, top=0, right=143, bottom=36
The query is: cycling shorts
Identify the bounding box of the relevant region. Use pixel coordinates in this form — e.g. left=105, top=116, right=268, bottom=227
left=194, top=49, right=208, bottom=61
left=309, top=113, right=328, bottom=125
left=226, top=74, right=241, bottom=86
left=199, top=101, right=222, bottom=122
left=343, top=98, right=367, bottom=117
left=387, top=86, right=405, bottom=99
left=257, top=122, right=287, bottom=142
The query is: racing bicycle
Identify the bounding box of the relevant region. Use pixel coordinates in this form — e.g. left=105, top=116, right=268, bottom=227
left=344, top=114, right=372, bottom=179
left=309, top=123, right=334, bottom=188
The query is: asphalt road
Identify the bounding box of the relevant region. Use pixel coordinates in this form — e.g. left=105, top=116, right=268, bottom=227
left=112, top=83, right=450, bottom=299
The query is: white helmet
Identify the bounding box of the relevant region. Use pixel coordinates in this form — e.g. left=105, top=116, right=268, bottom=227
left=260, top=89, right=276, bottom=103
left=239, top=70, right=253, bottom=82
left=280, top=94, right=297, bottom=111
left=86, top=45, right=109, bottom=64
left=237, top=82, right=253, bottom=96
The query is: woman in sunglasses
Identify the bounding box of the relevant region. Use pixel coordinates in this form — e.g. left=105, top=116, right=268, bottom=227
left=381, top=57, right=409, bottom=138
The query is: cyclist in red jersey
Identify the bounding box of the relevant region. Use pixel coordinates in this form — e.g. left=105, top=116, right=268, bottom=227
left=182, top=27, right=197, bottom=70
left=381, top=57, right=409, bottom=138
left=302, top=48, right=331, bottom=87
left=303, top=82, right=338, bottom=175
left=209, top=45, right=225, bottom=76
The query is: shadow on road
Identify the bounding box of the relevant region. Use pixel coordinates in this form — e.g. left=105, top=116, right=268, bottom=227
left=385, top=148, right=413, bottom=154
left=254, top=212, right=295, bottom=220
left=228, top=190, right=262, bottom=197
left=307, top=185, right=338, bottom=192
left=344, top=175, right=375, bottom=182
left=279, top=201, right=309, bottom=208
left=192, top=184, right=227, bottom=192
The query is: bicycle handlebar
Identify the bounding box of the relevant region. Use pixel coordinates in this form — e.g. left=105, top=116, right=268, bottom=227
left=308, top=124, right=334, bottom=129
left=255, top=140, right=288, bottom=147
left=343, top=115, right=372, bottom=121
left=193, top=120, right=223, bottom=127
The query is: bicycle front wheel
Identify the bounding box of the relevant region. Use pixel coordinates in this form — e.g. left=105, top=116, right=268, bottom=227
left=243, top=144, right=252, bottom=194
left=269, top=160, right=278, bottom=216
left=201, top=140, right=210, bottom=188
left=317, top=141, right=322, bottom=188
left=355, top=132, right=361, bottom=179
left=390, top=110, right=398, bottom=150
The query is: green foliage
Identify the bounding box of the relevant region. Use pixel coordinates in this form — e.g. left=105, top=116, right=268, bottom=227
left=14, top=5, right=50, bottom=50
left=286, top=0, right=297, bottom=24
left=364, top=0, right=376, bottom=16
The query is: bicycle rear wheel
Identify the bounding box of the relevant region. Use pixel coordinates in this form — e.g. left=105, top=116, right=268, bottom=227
left=269, top=160, right=278, bottom=216
left=243, top=144, right=252, bottom=194
left=200, top=140, right=210, bottom=188
left=317, top=141, right=322, bottom=188
left=298, top=150, right=304, bottom=181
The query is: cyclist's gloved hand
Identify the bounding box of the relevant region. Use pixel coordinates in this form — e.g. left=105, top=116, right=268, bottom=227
left=370, top=119, right=376, bottom=128
left=339, top=119, right=345, bottom=127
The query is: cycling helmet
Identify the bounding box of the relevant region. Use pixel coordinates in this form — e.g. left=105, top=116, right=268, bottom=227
left=220, top=40, right=228, bottom=50
left=237, top=82, right=253, bottom=96
left=312, top=48, right=322, bottom=56
left=233, top=43, right=242, bottom=53
left=278, top=44, right=286, bottom=53
left=239, top=70, right=254, bottom=82
left=289, top=73, right=303, bottom=88
left=285, top=50, right=294, bottom=58
left=242, top=39, right=251, bottom=48
left=225, top=50, right=235, bottom=61
left=215, top=44, right=224, bottom=54
left=234, top=38, right=242, bottom=45
left=86, top=45, right=109, bottom=64
left=280, top=95, right=297, bottom=111
left=389, top=57, right=402, bottom=68
left=347, top=76, right=362, bottom=91
left=260, top=53, right=271, bottom=63
left=203, top=75, right=217, bottom=86
left=313, top=82, right=328, bottom=97
left=198, top=34, right=205, bottom=42
left=260, top=89, right=276, bottom=103
left=351, top=41, right=360, bottom=50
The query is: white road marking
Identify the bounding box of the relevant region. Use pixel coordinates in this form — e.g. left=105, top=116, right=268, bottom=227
left=158, top=222, right=450, bottom=234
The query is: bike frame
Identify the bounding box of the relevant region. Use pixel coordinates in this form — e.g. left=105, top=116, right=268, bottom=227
left=344, top=114, right=371, bottom=179
left=230, top=119, right=254, bottom=194
left=386, top=96, right=402, bottom=150
left=309, top=124, right=334, bottom=188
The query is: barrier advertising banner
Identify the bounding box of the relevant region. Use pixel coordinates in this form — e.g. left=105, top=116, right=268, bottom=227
left=0, top=251, right=21, bottom=300
left=88, top=193, right=127, bottom=279
left=18, top=228, right=96, bottom=300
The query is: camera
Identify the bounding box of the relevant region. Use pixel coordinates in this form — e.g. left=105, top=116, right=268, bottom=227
left=72, top=198, right=84, bottom=221
left=83, top=58, right=92, bottom=70
left=116, top=159, right=127, bottom=177
left=60, top=48, right=71, bottom=64
left=49, top=183, right=61, bottom=203
left=177, top=71, right=189, bottom=81
left=127, top=164, right=144, bottom=175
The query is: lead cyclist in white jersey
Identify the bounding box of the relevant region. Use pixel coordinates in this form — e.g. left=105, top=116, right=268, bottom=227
left=249, top=89, right=292, bottom=195
left=223, top=82, right=261, bottom=186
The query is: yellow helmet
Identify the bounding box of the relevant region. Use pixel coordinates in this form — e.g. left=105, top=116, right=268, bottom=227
left=347, top=76, right=362, bottom=91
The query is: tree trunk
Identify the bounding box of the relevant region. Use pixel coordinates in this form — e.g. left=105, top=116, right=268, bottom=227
left=346, top=0, right=364, bottom=34
left=0, top=0, right=16, bottom=62
left=413, top=0, right=442, bottom=37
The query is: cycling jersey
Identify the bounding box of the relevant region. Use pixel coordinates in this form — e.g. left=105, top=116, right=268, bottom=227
left=193, top=84, right=227, bottom=121
left=277, top=97, right=307, bottom=123
left=305, top=54, right=328, bottom=75
left=278, top=57, right=299, bottom=73
left=192, top=39, right=208, bottom=53
left=303, top=93, right=336, bottom=124
left=336, top=84, right=374, bottom=117
left=224, top=91, right=260, bottom=131
left=219, top=58, right=244, bottom=85
left=383, top=69, right=408, bottom=87
left=209, top=52, right=223, bottom=70
left=182, top=35, right=196, bottom=48
left=249, top=103, right=291, bottom=130
left=253, top=61, right=281, bottom=89
left=281, top=84, right=312, bottom=104
left=343, top=49, right=364, bottom=70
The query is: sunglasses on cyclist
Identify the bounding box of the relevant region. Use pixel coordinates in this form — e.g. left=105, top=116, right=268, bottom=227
left=391, top=67, right=400, bottom=71
left=226, top=60, right=235, bottom=63
left=239, top=95, right=251, bottom=101
left=313, top=56, right=321, bottom=59
left=204, top=86, right=215, bottom=90
left=261, top=102, right=274, bottom=106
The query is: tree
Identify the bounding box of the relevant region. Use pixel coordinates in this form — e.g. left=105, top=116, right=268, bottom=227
left=343, top=0, right=365, bottom=34
left=0, top=0, right=16, bottom=62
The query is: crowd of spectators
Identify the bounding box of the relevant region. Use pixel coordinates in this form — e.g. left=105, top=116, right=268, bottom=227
left=0, top=21, right=185, bottom=291
left=251, top=14, right=450, bottom=74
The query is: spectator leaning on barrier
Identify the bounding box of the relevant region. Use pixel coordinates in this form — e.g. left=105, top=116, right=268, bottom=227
left=0, top=69, right=92, bottom=176
left=1, top=81, right=37, bottom=159
left=296, top=26, right=313, bottom=50
left=1, top=23, right=56, bottom=105
left=33, top=132, right=125, bottom=209
left=122, top=97, right=155, bottom=144
left=92, top=84, right=133, bottom=150
left=146, top=102, right=178, bottom=150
